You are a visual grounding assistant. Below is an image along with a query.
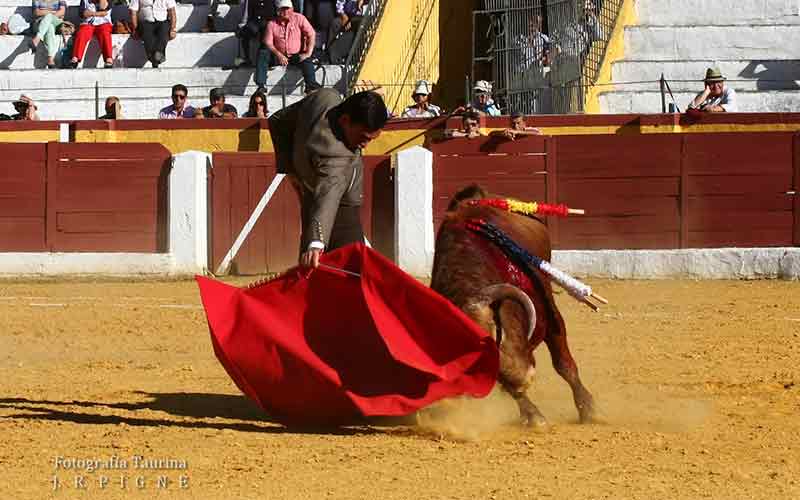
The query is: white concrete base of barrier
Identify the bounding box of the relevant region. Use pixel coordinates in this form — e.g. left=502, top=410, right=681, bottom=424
left=552, top=248, right=800, bottom=280
left=0, top=253, right=175, bottom=276
left=0, top=150, right=211, bottom=277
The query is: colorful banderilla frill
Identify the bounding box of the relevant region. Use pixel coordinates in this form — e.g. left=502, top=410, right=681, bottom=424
left=466, top=219, right=608, bottom=311
left=467, top=198, right=585, bottom=218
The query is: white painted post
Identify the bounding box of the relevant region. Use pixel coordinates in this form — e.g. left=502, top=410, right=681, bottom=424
left=394, top=145, right=434, bottom=278
left=169, top=151, right=212, bottom=274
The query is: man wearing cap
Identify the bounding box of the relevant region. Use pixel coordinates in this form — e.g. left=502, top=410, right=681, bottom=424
left=471, top=80, right=501, bottom=116
left=260, top=0, right=320, bottom=93
left=268, top=88, right=388, bottom=269
left=202, top=88, right=239, bottom=118
left=688, top=68, right=737, bottom=113
left=401, top=80, right=442, bottom=118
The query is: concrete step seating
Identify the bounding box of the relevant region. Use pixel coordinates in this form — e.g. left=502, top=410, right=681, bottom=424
left=636, top=0, right=800, bottom=25
left=600, top=90, right=798, bottom=114
left=625, top=25, right=800, bottom=61
left=611, top=59, right=800, bottom=92
left=0, top=3, right=242, bottom=33
left=0, top=0, right=343, bottom=120
left=1, top=32, right=238, bottom=68
left=599, top=0, right=800, bottom=113
left=0, top=66, right=344, bottom=119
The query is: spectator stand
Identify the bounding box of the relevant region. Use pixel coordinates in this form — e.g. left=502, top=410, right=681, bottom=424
left=0, top=0, right=349, bottom=119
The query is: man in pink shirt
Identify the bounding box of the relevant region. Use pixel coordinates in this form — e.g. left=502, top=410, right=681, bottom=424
left=257, top=0, right=320, bottom=93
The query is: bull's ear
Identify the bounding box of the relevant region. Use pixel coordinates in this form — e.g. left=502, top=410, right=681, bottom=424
left=447, top=184, right=487, bottom=211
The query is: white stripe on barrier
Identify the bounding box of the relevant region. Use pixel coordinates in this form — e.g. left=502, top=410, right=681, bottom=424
left=215, top=173, right=286, bottom=276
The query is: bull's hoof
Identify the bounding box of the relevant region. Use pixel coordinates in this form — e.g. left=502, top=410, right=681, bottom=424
left=521, top=413, right=549, bottom=430
left=516, top=397, right=548, bottom=430
left=578, top=401, right=600, bottom=424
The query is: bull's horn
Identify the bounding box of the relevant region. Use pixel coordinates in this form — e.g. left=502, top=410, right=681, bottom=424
left=477, top=284, right=536, bottom=342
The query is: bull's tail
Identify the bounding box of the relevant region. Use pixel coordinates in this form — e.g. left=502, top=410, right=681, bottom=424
left=465, top=284, right=536, bottom=346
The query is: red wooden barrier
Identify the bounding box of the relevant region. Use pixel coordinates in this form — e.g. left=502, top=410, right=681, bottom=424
left=0, top=144, right=47, bottom=251
left=684, top=132, right=794, bottom=248
left=431, top=132, right=798, bottom=250
left=210, top=153, right=299, bottom=275
left=430, top=135, right=549, bottom=232
left=555, top=134, right=683, bottom=249
left=210, top=153, right=393, bottom=275
left=0, top=142, right=170, bottom=253
left=47, top=142, right=171, bottom=252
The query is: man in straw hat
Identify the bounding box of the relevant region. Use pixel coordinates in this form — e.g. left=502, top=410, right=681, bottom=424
left=7, top=95, right=40, bottom=121
left=688, top=68, right=737, bottom=113
left=401, top=80, right=442, bottom=118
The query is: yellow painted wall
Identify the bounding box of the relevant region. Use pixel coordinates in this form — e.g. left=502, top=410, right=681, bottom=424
left=0, top=130, right=60, bottom=143
left=75, top=128, right=274, bottom=153
left=357, top=0, right=441, bottom=114
left=584, top=0, right=637, bottom=114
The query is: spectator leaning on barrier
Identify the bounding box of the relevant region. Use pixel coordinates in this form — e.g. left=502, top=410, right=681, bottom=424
left=494, top=112, right=541, bottom=140
left=29, top=0, right=67, bottom=69
left=471, top=80, right=501, bottom=117
left=0, top=95, right=41, bottom=121
left=202, top=88, right=238, bottom=118
left=129, top=0, right=177, bottom=69
left=688, top=68, right=737, bottom=113
left=243, top=89, right=269, bottom=117
left=444, top=110, right=483, bottom=139
left=260, top=0, right=320, bottom=93
left=98, top=96, right=121, bottom=119
left=401, top=80, right=442, bottom=119
left=69, top=0, right=114, bottom=68
left=158, top=84, right=198, bottom=118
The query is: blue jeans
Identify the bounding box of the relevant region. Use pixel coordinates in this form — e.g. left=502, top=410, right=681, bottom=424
left=255, top=50, right=321, bottom=91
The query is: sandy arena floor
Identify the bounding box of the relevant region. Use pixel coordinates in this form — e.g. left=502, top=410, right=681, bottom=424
left=0, top=277, right=798, bottom=499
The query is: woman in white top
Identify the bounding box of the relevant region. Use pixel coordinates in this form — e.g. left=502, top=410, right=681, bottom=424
left=69, top=0, right=114, bottom=68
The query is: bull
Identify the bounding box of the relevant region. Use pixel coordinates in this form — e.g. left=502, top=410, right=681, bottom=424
left=430, top=185, right=597, bottom=426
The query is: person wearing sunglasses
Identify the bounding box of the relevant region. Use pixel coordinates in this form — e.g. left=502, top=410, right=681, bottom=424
left=242, top=89, right=269, bottom=118
left=158, top=83, right=198, bottom=118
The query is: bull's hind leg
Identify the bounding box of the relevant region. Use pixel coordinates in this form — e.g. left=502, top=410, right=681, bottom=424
left=545, top=308, right=597, bottom=423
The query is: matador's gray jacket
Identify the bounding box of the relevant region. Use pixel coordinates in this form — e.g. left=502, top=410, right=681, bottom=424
left=268, top=88, right=364, bottom=249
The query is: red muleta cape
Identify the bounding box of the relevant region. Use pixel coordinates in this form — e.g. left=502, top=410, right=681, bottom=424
left=196, top=243, right=499, bottom=425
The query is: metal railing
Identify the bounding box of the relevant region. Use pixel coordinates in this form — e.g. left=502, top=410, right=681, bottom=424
left=342, top=0, right=389, bottom=94
left=472, top=0, right=622, bottom=114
